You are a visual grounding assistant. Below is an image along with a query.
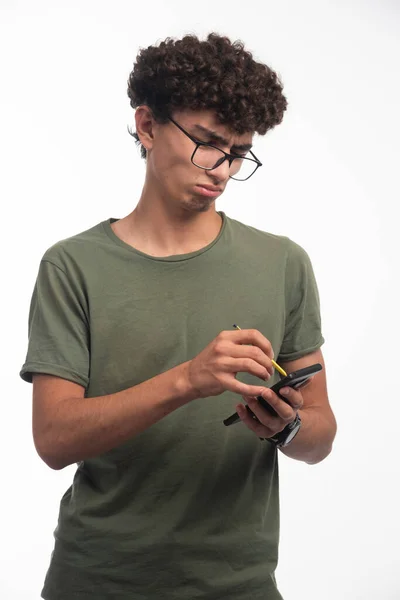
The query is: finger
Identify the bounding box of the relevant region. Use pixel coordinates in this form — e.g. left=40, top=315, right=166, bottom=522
left=232, top=356, right=273, bottom=381
left=229, top=328, right=275, bottom=360
left=279, top=387, right=304, bottom=410
left=242, top=394, right=257, bottom=404
left=220, top=374, right=269, bottom=398
left=244, top=397, right=286, bottom=431
left=223, top=354, right=272, bottom=381
left=256, top=389, right=297, bottom=423
left=236, top=403, right=276, bottom=438
left=228, top=347, right=274, bottom=379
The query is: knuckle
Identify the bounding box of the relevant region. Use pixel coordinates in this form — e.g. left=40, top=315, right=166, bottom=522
left=215, top=341, right=230, bottom=357
left=252, top=346, right=268, bottom=365
left=248, top=345, right=258, bottom=358
left=284, top=412, right=296, bottom=423
left=214, top=342, right=224, bottom=356
left=255, top=331, right=274, bottom=359
left=243, top=358, right=254, bottom=370
left=217, top=331, right=228, bottom=343
left=265, top=390, right=276, bottom=403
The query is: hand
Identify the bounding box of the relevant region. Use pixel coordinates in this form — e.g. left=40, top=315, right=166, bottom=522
left=186, top=329, right=275, bottom=399
left=237, top=385, right=304, bottom=439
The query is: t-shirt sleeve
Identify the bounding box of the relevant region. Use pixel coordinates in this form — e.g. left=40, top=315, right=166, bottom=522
left=19, top=258, right=90, bottom=388
left=277, top=239, right=325, bottom=362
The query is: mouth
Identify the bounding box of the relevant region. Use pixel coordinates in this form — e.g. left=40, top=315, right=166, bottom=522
left=194, top=184, right=222, bottom=198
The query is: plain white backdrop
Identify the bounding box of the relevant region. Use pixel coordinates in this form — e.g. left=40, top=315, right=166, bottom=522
left=1, top=1, right=399, bottom=598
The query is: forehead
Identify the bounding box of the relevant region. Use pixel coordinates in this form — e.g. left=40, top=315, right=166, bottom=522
left=171, top=108, right=254, bottom=147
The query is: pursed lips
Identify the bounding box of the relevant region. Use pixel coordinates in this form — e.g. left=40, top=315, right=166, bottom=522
left=196, top=184, right=223, bottom=192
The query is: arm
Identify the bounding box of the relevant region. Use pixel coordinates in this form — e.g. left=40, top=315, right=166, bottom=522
left=278, top=348, right=337, bottom=464
left=237, top=348, right=337, bottom=465
left=33, top=361, right=197, bottom=471
left=33, top=326, right=277, bottom=471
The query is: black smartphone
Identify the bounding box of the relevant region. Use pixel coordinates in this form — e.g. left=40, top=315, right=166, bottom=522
left=223, top=363, right=323, bottom=426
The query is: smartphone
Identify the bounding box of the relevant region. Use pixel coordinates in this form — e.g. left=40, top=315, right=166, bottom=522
left=223, top=363, right=323, bottom=426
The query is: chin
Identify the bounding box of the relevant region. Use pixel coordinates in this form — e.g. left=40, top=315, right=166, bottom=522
left=186, top=196, right=215, bottom=213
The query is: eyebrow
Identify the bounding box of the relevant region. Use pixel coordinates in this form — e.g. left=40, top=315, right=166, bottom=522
left=192, top=124, right=253, bottom=152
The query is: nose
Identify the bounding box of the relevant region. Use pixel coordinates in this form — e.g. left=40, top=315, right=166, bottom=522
left=205, top=158, right=230, bottom=184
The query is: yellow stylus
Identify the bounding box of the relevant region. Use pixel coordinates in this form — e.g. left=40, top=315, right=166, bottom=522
left=232, top=324, right=287, bottom=377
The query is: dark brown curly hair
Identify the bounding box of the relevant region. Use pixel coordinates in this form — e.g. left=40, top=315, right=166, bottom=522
left=127, top=32, right=288, bottom=159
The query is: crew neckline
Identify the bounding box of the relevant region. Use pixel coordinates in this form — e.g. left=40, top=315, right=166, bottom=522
left=102, top=210, right=227, bottom=262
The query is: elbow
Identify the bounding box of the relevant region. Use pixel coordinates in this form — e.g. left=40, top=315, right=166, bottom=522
left=306, top=423, right=337, bottom=465
left=33, top=434, right=68, bottom=471
left=307, top=416, right=337, bottom=465
left=37, top=448, right=67, bottom=471
left=45, top=456, right=68, bottom=471
left=306, top=442, right=333, bottom=465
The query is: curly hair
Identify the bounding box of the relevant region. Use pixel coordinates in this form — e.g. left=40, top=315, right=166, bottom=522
left=127, top=32, right=288, bottom=159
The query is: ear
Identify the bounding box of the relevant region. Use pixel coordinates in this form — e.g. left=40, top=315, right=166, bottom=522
left=134, top=106, right=157, bottom=153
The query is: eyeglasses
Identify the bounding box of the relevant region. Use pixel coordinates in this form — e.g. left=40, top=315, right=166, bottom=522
left=168, top=117, right=262, bottom=181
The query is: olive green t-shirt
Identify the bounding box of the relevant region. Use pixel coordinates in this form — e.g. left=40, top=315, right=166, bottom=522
left=20, top=210, right=324, bottom=600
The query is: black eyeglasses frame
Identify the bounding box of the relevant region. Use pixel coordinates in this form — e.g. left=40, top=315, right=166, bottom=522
left=168, top=117, right=262, bottom=181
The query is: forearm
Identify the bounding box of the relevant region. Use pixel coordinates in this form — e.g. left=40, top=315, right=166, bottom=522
left=38, top=361, right=198, bottom=470
left=279, top=407, right=337, bottom=465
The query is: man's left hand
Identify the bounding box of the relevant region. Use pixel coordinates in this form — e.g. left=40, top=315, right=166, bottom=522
left=236, top=386, right=303, bottom=439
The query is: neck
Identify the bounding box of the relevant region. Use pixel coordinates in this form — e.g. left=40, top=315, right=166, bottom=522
left=113, top=179, right=223, bottom=257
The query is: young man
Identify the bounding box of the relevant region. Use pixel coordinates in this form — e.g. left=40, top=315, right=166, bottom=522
left=20, top=33, right=337, bottom=600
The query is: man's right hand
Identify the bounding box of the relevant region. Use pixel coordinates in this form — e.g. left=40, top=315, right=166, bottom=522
left=185, top=329, right=275, bottom=399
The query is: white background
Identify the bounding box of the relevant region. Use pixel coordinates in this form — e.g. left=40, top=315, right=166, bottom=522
left=1, top=1, right=399, bottom=598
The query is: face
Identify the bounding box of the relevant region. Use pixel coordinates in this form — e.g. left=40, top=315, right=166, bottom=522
left=135, top=107, right=254, bottom=213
